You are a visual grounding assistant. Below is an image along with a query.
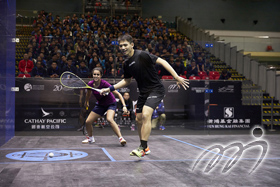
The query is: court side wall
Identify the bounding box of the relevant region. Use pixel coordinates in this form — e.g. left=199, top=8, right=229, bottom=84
left=0, top=0, right=16, bottom=146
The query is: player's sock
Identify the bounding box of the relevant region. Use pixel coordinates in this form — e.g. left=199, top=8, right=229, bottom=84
left=140, top=140, right=148, bottom=150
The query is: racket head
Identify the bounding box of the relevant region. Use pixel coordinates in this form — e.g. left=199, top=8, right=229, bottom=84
left=60, top=71, right=109, bottom=95
left=60, top=71, right=90, bottom=89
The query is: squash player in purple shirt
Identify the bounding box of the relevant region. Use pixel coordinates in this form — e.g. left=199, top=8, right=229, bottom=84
left=82, top=67, right=128, bottom=146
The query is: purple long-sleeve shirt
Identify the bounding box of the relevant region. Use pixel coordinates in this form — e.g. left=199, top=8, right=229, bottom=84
left=88, top=79, right=116, bottom=106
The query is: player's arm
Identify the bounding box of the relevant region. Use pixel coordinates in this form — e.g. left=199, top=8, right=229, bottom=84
left=112, top=90, right=128, bottom=113
left=100, top=78, right=132, bottom=95
left=84, top=89, right=91, bottom=108
left=156, top=57, right=190, bottom=90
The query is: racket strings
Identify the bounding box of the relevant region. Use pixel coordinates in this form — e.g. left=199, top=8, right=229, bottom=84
left=61, top=72, right=88, bottom=88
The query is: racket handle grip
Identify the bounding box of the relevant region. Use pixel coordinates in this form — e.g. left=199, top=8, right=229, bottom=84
left=86, top=106, right=88, bottom=110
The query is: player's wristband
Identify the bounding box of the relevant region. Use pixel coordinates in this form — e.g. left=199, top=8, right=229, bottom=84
left=109, top=85, right=115, bottom=92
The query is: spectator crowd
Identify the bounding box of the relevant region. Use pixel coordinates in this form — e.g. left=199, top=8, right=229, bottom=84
left=18, top=10, right=215, bottom=79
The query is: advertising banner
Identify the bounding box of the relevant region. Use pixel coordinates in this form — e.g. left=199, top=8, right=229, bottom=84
left=208, top=105, right=261, bottom=129
left=15, top=78, right=250, bottom=131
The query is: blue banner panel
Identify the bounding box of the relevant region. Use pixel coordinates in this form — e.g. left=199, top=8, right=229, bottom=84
left=0, top=0, right=16, bottom=146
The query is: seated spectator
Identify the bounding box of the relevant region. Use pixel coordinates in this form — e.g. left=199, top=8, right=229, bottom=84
left=18, top=53, right=34, bottom=75
left=47, top=54, right=58, bottom=68
left=196, top=56, right=205, bottom=72
left=193, top=48, right=200, bottom=60
left=150, top=36, right=159, bottom=48
left=60, top=55, right=68, bottom=69
left=77, top=61, right=90, bottom=78
left=89, top=56, right=99, bottom=71
left=204, top=58, right=214, bottom=75
left=183, top=40, right=193, bottom=54
left=75, top=55, right=85, bottom=67
left=34, top=56, right=45, bottom=68
left=107, top=68, right=118, bottom=78
left=178, top=53, right=187, bottom=67
left=173, top=59, right=185, bottom=76
left=176, top=44, right=184, bottom=55
left=219, top=69, right=232, bottom=80
left=62, top=58, right=77, bottom=74
left=186, top=60, right=198, bottom=78
left=31, top=61, right=47, bottom=78
left=186, top=53, right=195, bottom=67
left=47, top=62, right=61, bottom=78
left=117, top=92, right=135, bottom=126
left=151, top=100, right=166, bottom=130
left=39, top=53, right=47, bottom=67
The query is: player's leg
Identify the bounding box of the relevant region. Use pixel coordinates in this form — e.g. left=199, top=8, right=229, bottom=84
left=106, top=109, right=122, bottom=137
left=135, top=94, right=146, bottom=139
left=86, top=111, right=101, bottom=136
left=135, top=113, right=143, bottom=138
left=130, top=112, right=151, bottom=156
left=159, top=113, right=166, bottom=125
left=131, top=107, right=153, bottom=157
left=159, top=113, right=166, bottom=130
left=151, top=117, right=159, bottom=129
left=131, top=89, right=164, bottom=157
left=106, top=104, right=127, bottom=146
left=84, top=111, right=101, bottom=143
left=140, top=105, right=154, bottom=141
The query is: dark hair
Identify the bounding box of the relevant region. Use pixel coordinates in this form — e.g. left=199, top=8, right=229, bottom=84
left=92, top=67, right=103, bottom=76
left=118, top=34, right=133, bottom=43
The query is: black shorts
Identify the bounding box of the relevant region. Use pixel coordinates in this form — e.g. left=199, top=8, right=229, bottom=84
left=136, top=87, right=165, bottom=113
left=92, top=102, right=117, bottom=116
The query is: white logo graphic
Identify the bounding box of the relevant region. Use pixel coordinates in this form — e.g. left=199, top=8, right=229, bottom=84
left=59, top=111, right=66, bottom=117
left=24, top=83, right=32, bottom=91
left=41, top=108, right=51, bottom=117
left=218, top=85, right=234, bottom=93
left=168, top=84, right=179, bottom=93
left=224, top=107, right=234, bottom=118
left=53, top=85, right=63, bottom=91
left=129, top=61, right=135, bottom=66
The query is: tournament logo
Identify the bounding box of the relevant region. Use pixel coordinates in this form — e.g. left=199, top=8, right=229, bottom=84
left=24, top=83, right=44, bottom=91
left=41, top=108, right=53, bottom=117
left=129, top=61, right=135, bottom=66
left=224, top=107, right=234, bottom=118
left=192, top=126, right=269, bottom=174
left=59, top=111, right=66, bottom=117
left=168, top=84, right=179, bottom=93
left=218, top=85, right=234, bottom=93
left=6, top=150, right=88, bottom=161
left=24, top=83, right=32, bottom=91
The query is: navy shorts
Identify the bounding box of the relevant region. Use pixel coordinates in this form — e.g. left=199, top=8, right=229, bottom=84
left=136, top=87, right=165, bottom=113
left=92, top=102, right=117, bottom=116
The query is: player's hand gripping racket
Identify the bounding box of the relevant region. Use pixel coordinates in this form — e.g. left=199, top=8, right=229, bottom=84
left=60, top=71, right=109, bottom=95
